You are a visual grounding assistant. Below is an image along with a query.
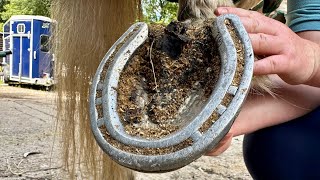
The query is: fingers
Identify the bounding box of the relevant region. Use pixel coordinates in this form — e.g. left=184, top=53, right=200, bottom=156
left=215, top=7, right=258, bottom=17
left=254, top=55, right=288, bottom=75
left=206, top=133, right=233, bottom=156
left=240, top=17, right=280, bottom=35
left=249, top=33, right=284, bottom=55
left=213, top=7, right=290, bottom=76
left=215, top=7, right=282, bottom=35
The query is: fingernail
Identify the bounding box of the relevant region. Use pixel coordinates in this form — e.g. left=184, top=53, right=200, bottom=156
left=217, top=8, right=228, bottom=14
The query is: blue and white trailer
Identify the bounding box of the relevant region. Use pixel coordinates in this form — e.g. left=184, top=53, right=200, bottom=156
left=2, top=15, right=54, bottom=86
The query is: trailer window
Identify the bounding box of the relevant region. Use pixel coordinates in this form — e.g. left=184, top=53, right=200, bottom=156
left=17, top=24, right=25, bottom=34
left=40, top=35, right=50, bottom=52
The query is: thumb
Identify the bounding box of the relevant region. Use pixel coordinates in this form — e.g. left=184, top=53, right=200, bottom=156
left=206, top=133, right=234, bottom=156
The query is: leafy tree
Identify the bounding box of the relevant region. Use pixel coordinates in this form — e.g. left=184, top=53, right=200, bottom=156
left=29, top=0, right=51, bottom=17
left=142, top=0, right=178, bottom=24
left=1, top=0, right=51, bottom=23
left=0, top=0, right=9, bottom=24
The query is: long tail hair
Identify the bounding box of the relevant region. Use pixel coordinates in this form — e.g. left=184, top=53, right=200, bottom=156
left=52, top=0, right=140, bottom=179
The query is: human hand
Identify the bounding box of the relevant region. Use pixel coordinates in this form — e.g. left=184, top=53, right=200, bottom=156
left=215, top=7, right=320, bottom=86
left=206, top=132, right=233, bottom=156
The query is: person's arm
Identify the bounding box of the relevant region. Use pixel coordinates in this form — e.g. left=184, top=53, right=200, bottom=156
left=232, top=75, right=320, bottom=136
left=296, top=31, right=320, bottom=87
left=207, top=4, right=320, bottom=156
left=288, top=0, right=320, bottom=87
left=206, top=78, right=320, bottom=156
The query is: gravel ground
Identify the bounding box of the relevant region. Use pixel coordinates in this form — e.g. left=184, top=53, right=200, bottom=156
left=0, top=85, right=63, bottom=179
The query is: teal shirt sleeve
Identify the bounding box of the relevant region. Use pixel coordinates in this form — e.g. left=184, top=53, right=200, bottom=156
left=287, top=0, right=320, bottom=32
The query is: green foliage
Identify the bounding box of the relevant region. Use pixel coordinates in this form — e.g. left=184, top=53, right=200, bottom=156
left=142, top=0, right=178, bottom=24
left=0, top=0, right=51, bottom=23
left=0, top=0, right=9, bottom=26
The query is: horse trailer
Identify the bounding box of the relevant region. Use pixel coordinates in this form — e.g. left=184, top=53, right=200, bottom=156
left=2, top=15, right=53, bottom=86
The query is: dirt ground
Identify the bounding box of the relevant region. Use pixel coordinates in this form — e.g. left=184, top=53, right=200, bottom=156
left=0, top=85, right=63, bottom=179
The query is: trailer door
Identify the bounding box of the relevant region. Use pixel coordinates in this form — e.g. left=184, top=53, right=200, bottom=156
left=12, top=36, right=30, bottom=78
left=12, top=21, right=31, bottom=81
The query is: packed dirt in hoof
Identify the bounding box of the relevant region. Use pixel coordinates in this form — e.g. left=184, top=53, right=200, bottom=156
left=117, top=19, right=222, bottom=139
